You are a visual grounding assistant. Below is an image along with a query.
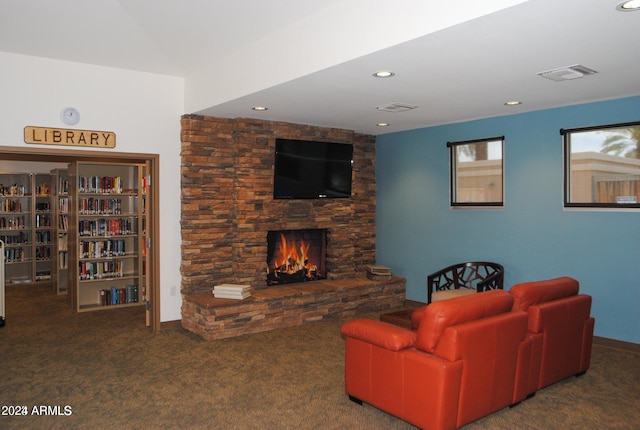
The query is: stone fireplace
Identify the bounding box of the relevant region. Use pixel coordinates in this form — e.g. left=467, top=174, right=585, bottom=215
left=179, top=116, right=405, bottom=339
left=180, top=116, right=378, bottom=294
left=266, top=228, right=327, bottom=286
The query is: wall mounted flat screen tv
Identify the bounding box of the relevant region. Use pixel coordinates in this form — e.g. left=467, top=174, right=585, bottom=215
left=274, top=138, right=353, bottom=199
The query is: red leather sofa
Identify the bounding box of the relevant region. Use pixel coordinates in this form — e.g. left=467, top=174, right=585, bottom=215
left=509, top=276, right=595, bottom=395
left=341, top=290, right=532, bottom=430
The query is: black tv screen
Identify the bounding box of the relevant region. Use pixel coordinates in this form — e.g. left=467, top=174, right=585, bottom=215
left=274, top=138, right=353, bottom=199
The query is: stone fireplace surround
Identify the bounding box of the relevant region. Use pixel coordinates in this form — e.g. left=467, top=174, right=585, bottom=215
left=180, top=116, right=405, bottom=339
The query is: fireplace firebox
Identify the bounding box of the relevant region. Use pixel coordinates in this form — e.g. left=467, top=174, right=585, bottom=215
left=266, top=229, right=327, bottom=286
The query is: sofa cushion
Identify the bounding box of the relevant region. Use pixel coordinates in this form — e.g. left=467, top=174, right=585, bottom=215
left=509, top=276, right=579, bottom=312
left=415, top=289, right=514, bottom=354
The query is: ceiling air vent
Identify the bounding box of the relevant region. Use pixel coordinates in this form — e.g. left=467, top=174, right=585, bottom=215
left=375, top=102, right=418, bottom=113
left=537, top=64, right=598, bottom=82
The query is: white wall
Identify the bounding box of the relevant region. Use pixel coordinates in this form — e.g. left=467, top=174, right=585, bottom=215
left=0, top=52, right=184, bottom=322
left=185, top=0, right=527, bottom=112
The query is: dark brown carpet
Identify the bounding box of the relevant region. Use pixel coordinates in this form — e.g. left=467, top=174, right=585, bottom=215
left=1, top=284, right=638, bottom=429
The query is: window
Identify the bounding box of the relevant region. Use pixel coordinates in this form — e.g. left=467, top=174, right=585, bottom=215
left=563, top=122, right=640, bottom=208
left=448, top=136, right=504, bottom=207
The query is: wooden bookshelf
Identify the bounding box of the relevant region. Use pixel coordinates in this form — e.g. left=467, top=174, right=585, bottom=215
left=34, top=173, right=54, bottom=286
left=67, top=162, right=148, bottom=312
left=0, top=172, right=54, bottom=288
left=51, top=169, right=69, bottom=295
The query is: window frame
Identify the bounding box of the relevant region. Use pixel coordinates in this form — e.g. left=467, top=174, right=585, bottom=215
left=562, top=121, right=640, bottom=209
left=448, top=136, right=504, bottom=208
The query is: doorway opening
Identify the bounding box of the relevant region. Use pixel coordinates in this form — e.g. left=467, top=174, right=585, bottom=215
left=0, top=145, right=160, bottom=331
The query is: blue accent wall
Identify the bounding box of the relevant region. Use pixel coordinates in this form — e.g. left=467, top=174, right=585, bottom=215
left=376, top=96, right=640, bottom=343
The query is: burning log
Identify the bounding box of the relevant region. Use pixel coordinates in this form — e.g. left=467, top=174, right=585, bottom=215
left=266, top=229, right=327, bottom=286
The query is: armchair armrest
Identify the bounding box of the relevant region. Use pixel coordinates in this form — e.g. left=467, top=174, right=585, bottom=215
left=342, top=319, right=417, bottom=351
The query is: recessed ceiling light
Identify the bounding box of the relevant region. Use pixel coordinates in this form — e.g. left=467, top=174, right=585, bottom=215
left=372, top=71, right=395, bottom=78
left=617, top=0, right=640, bottom=11
left=252, top=106, right=268, bottom=111
left=377, top=122, right=390, bottom=127
left=504, top=101, right=522, bottom=106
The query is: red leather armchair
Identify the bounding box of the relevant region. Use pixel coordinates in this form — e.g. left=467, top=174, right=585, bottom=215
left=509, top=276, right=595, bottom=395
left=341, top=290, right=532, bottom=430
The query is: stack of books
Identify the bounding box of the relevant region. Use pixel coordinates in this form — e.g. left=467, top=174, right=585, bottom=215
left=366, top=265, right=392, bottom=281
left=213, top=284, right=253, bottom=300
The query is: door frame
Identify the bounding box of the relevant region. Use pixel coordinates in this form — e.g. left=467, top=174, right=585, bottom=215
left=0, top=145, right=161, bottom=331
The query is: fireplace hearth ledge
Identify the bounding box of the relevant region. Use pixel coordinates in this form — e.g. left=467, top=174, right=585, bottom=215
left=181, top=276, right=406, bottom=340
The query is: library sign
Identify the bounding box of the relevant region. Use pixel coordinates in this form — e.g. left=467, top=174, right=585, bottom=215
left=24, top=126, right=116, bottom=148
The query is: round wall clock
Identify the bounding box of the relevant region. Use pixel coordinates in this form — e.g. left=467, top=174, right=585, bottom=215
left=60, top=106, right=80, bottom=125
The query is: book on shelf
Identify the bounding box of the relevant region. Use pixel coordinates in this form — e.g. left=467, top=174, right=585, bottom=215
left=213, top=283, right=253, bottom=299
left=35, top=271, right=51, bottom=281
left=366, top=265, right=392, bottom=281
left=99, top=284, right=139, bottom=306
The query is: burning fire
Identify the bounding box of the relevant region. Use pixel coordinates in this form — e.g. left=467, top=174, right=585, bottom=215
left=266, top=230, right=328, bottom=287
left=271, top=233, right=318, bottom=277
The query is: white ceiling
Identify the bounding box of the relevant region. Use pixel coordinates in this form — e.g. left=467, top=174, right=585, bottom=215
left=1, top=0, right=639, bottom=135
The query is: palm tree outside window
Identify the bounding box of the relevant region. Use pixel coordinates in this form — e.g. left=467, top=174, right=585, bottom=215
left=563, top=121, right=640, bottom=208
